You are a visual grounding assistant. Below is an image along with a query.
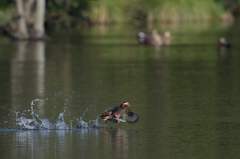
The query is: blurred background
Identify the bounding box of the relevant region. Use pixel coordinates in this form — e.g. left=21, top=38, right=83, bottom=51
left=0, top=0, right=239, bottom=30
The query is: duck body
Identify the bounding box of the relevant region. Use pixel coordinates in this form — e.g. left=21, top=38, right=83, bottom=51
left=100, top=102, right=139, bottom=125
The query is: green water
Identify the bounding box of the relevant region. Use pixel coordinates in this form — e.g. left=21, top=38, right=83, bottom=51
left=0, top=23, right=240, bottom=158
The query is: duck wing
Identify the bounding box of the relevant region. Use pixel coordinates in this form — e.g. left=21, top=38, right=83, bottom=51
left=125, top=109, right=139, bottom=123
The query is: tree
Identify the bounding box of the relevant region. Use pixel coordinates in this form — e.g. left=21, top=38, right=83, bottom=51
left=16, top=0, right=29, bottom=39
left=33, top=0, right=46, bottom=39
left=2, top=0, right=48, bottom=40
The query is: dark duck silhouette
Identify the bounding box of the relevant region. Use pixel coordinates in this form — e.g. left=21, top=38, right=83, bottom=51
left=100, top=102, right=139, bottom=125
left=137, top=29, right=163, bottom=46
left=219, top=37, right=231, bottom=48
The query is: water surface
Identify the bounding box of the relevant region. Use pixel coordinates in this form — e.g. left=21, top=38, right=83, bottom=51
left=0, top=23, right=240, bottom=158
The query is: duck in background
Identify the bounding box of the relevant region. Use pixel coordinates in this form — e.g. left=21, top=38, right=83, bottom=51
left=100, top=102, right=139, bottom=126
left=162, top=31, right=172, bottom=45
left=137, top=29, right=172, bottom=46
left=137, top=29, right=163, bottom=46
left=219, top=37, right=231, bottom=48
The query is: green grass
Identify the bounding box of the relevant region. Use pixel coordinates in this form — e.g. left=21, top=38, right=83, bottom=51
left=0, top=0, right=235, bottom=28
left=86, top=0, right=233, bottom=24
left=0, top=7, right=15, bottom=26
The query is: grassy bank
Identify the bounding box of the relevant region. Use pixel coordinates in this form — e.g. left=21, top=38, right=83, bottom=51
left=86, top=0, right=234, bottom=25
left=0, top=0, right=237, bottom=28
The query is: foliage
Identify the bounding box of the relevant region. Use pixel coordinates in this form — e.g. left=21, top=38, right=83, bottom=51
left=0, top=0, right=14, bottom=24
left=0, top=7, right=15, bottom=26
left=86, top=0, right=234, bottom=24
left=0, top=0, right=13, bottom=9
left=0, top=0, right=239, bottom=28
left=215, top=0, right=240, bottom=16
left=86, top=0, right=127, bottom=24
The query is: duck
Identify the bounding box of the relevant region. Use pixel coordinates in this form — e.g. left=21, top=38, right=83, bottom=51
left=219, top=37, right=231, bottom=48
left=162, top=31, right=171, bottom=45
left=137, top=29, right=163, bottom=46
left=100, top=102, right=139, bottom=125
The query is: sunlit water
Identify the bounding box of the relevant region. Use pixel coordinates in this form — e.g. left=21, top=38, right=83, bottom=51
left=1, top=23, right=240, bottom=158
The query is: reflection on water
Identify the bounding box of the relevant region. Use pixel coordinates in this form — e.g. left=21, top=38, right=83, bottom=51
left=11, top=41, right=45, bottom=110
left=0, top=128, right=137, bottom=159
left=10, top=130, right=79, bottom=159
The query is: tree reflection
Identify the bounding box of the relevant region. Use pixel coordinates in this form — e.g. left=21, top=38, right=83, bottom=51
left=11, top=41, right=45, bottom=110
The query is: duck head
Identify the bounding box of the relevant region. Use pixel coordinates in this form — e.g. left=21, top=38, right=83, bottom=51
left=137, top=32, right=146, bottom=44
left=219, top=37, right=227, bottom=44
left=120, top=102, right=131, bottom=108
left=164, top=31, right=171, bottom=39
left=219, top=37, right=231, bottom=47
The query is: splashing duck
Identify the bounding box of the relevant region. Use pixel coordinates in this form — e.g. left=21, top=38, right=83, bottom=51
left=100, top=102, right=139, bottom=125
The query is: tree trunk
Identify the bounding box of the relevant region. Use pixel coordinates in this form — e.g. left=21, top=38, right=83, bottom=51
left=34, top=0, right=45, bottom=39
left=1, top=0, right=49, bottom=40
left=15, top=0, right=29, bottom=39
left=25, top=0, right=36, bottom=25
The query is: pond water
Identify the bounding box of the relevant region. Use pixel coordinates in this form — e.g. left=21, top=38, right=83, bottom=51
left=0, top=23, right=240, bottom=158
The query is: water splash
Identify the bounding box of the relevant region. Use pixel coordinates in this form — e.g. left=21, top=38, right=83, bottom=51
left=16, top=99, right=44, bottom=129
left=91, top=116, right=104, bottom=128
left=14, top=99, right=104, bottom=130
left=40, top=119, right=53, bottom=129
left=55, top=109, right=69, bottom=129
left=16, top=117, right=39, bottom=130
left=76, top=116, right=104, bottom=129
left=76, top=117, right=89, bottom=128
